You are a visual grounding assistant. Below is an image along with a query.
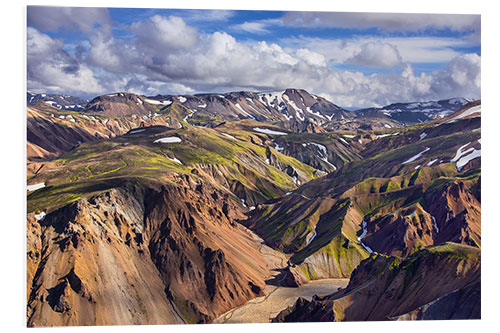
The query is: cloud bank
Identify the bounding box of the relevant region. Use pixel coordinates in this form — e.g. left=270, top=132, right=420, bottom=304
left=26, top=8, right=481, bottom=108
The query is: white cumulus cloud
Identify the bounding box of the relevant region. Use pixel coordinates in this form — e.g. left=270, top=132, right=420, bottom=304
left=346, top=42, right=403, bottom=68
left=27, top=14, right=481, bottom=108
left=27, top=27, right=104, bottom=95
left=27, top=6, right=111, bottom=35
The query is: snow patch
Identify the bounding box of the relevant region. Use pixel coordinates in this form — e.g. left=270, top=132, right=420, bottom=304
left=129, top=129, right=145, bottom=134
left=259, top=91, right=286, bottom=110
left=166, top=156, right=182, bottom=165
left=253, top=127, right=287, bottom=135
left=427, top=159, right=438, bottom=167
left=221, top=132, right=237, bottom=140
left=431, top=216, right=439, bottom=233
left=234, top=103, right=252, bottom=118
left=153, top=137, right=182, bottom=144
left=419, top=132, right=428, bottom=140
left=308, top=142, right=336, bottom=170
left=197, top=103, right=207, bottom=108
left=178, top=96, right=187, bottom=103
left=34, top=211, right=46, bottom=221
left=27, top=182, right=45, bottom=192
left=452, top=144, right=481, bottom=171
left=274, top=142, right=284, bottom=152
left=402, top=147, right=430, bottom=164
left=446, top=105, right=481, bottom=122
left=451, top=143, right=473, bottom=163
left=305, top=106, right=325, bottom=119
left=343, top=134, right=355, bottom=138
left=358, top=220, right=373, bottom=253
left=306, top=227, right=317, bottom=246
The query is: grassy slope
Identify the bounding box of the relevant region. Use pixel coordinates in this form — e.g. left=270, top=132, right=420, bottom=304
left=244, top=116, right=481, bottom=278
left=27, top=125, right=318, bottom=214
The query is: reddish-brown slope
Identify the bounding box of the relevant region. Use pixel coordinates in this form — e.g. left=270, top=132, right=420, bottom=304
left=27, top=105, right=182, bottom=163
left=273, top=243, right=480, bottom=322
left=27, top=175, right=270, bottom=326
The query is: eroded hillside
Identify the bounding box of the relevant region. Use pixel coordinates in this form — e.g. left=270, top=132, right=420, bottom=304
left=26, top=91, right=481, bottom=325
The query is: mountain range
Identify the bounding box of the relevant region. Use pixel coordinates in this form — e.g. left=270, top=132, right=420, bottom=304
left=26, top=88, right=481, bottom=326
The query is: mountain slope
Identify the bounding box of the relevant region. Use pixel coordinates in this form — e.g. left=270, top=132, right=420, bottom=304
left=355, top=98, right=472, bottom=124
left=27, top=179, right=270, bottom=325
left=244, top=101, right=480, bottom=279
left=26, top=121, right=329, bottom=325
left=28, top=92, right=89, bottom=111
left=26, top=88, right=481, bottom=325
left=273, top=242, right=480, bottom=322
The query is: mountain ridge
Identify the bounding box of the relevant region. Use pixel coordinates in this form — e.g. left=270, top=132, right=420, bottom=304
left=26, top=90, right=481, bottom=326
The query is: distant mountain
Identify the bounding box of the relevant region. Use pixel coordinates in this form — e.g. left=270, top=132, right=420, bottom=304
left=27, top=92, right=89, bottom=111
left=355, top=98, right=472, bottom=124
left=28, top=91, right=472, bottom=128
left=82, top=89, right=351, bottom=132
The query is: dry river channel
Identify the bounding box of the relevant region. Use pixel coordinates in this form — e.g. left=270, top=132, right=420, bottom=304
left=214, top=229, right=349, bottom=323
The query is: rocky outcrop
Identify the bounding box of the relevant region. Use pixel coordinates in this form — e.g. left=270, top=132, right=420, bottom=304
left=392, top=280, right=480, bottom=320
left=283, top=264, right=309, bottom=287
left=27, top=106, right=178, bottom=162
left=27, top=188, right=179, bottom=326
left=244, top=197, right=369, bottom=280
left=273, top=243, right=480, bottom=322
left=362, top=204, right=436, bottom=257
left=85, top=93, right=155, bottom=117
left=27, top=177, right=270, bottom=326
left=425, top=180, right=481, bottom=247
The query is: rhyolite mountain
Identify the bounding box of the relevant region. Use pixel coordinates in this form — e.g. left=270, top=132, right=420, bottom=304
left=244, top=101, right=480, bottom=282
left=27, top=121, right=328, bottom=325
left=83, top=89, right=356, bottom=132
left=26, top=87, right=480, bottom=326
left=273, top=242, right=480, bottom=322
left=26, top=87, right=448, bottom=165
left=354, top=97, right=472, bottom=124
left=27, top=92, right=89, bottom=111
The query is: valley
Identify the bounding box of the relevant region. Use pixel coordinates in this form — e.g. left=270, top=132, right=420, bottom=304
left=215, top=278, right=349, bottom=323
left=26, top=89, right=481, bottom=326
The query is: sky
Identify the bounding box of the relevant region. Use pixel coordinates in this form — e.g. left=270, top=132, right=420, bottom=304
left=26, top=6, right=481, bottom=108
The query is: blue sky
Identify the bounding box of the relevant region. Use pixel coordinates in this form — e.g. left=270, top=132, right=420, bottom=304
left=27, top=6, right=481, bottom=108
